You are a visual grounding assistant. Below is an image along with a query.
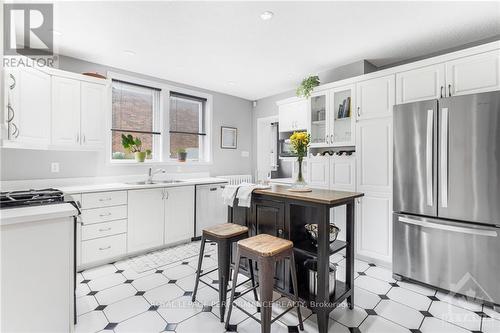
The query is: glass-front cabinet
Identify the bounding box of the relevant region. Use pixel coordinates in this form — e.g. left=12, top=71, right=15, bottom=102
left=309, top=85, right=355, bottom=148
left=330, top=85, right=355, bottom=146
left=309, top=91, right=329, bottom=147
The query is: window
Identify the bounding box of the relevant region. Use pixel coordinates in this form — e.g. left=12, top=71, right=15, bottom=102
left=111, top=80, right=160, bottom=160
left=169, top=92, right=207, bottom=161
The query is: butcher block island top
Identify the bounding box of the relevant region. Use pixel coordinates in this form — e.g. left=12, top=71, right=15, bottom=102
left=253, top=184, right=364, bottom=206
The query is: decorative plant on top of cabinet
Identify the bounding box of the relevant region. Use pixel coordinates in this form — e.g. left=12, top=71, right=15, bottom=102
left=296, top=75, right=320, bottom=98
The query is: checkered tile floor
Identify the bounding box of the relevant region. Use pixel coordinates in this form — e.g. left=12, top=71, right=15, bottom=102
left=76, top=241, right=500, bottom=333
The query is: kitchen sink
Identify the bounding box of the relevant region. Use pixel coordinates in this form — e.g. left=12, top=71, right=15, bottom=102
left=125, top=180, right=184, bottom=185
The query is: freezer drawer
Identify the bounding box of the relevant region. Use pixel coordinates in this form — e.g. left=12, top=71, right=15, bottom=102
left=393, top=213, right=500, bottom=305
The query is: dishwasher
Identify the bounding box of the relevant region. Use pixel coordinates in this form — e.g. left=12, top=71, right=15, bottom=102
left=195, top=182, right=228, bottom=238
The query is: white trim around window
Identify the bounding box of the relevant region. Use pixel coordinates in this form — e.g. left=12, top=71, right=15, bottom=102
left=105, top=71, right=213, bottom=165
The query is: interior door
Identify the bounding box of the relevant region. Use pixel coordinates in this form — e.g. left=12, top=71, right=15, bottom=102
left=393, top=100, right=438, bottom=216
left=438, top=92, right=500, bottom=225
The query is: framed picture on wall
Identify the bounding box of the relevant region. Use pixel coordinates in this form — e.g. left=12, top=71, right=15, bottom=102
left=221, top=126, right=237, bottom=149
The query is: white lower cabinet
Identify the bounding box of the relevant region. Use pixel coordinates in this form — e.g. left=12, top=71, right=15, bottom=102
left=307, top=156, right=330, bottom=189
left=356, top=192, right=392, bottom=264
left=127, top=188, right=165, bottom=253
left=82, top=234, right=127, bottom=265
left=164, top=186, right=195, bottom=244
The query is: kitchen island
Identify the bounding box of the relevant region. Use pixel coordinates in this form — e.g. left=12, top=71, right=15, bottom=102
left=228, top=185, right=364, bottom=333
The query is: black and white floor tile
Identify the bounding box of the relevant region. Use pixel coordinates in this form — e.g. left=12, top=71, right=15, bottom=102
left=76, top=241, right=500, bottom=333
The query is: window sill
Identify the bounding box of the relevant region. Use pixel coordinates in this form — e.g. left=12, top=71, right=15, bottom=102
left=108, top=159, right=213, bottom=166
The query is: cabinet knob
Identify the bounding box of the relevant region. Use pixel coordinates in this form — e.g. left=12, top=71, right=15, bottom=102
left=357, top=106, right=361, bottom=118
left=278, top=229, right=283, bottom=236
left=448, top=84, right=452, bottom=97
left=440, top=86, right=444, bottom=98
left=9, top=73, right=16, bottom=90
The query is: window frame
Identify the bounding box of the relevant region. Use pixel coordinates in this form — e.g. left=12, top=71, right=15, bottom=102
left=106, top=71, right=213, bottom=165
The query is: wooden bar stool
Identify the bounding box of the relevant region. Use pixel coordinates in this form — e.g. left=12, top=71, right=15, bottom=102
left=192, top=223, right=258, bottom=322
left=225, top=234, right=304, bottom=333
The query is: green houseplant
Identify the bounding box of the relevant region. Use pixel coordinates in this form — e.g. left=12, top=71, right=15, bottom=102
left=121, top=134, right=147, bottom=162
left=296, top=75, right=320, bottom=98
left=177, top=148, right=187, bottom=162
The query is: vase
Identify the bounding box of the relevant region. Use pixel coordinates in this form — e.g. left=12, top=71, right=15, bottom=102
left=293, top=157, right=307, bottom=189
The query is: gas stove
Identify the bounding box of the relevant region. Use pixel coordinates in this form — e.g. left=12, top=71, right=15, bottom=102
left=0, top=188, right=65, bottom=209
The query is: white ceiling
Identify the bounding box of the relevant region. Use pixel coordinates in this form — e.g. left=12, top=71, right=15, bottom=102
left=52, top=1, right=500, bottom=100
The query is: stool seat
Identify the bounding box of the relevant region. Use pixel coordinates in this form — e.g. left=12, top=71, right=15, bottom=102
left=238, top=234, right=293, bottom=257
left=203, top=223, right=249, bottom=239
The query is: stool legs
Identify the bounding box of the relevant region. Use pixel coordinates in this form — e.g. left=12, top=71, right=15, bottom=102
left=290, top=254, right=304, bottom=331
left=225, top=248, right=242, bottom=330
left=191, top=235, right=206, bottom=302
left=248, top=259, right=259, bottom=304
left=258, top=257, right=276, bottom=333
left=217, top=239, right=231, bottom=322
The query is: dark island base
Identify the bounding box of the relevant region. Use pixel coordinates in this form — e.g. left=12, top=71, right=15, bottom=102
left=227, top=185, right=363, bottom=333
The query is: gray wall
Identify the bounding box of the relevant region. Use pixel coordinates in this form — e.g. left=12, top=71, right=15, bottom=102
left=1, top=56, right=253, bottom=180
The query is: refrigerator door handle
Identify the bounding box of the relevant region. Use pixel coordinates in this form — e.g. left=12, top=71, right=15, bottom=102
left=440, top=108, right=449, bottom=208
left=426, top=109, right=434, bottom=206
left=398, top=216, right=498, bottom=237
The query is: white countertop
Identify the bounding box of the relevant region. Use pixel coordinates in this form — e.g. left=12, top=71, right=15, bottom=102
left=0, top=203, right=78, bottom=226
left=59, top=177, right=228, bottom=194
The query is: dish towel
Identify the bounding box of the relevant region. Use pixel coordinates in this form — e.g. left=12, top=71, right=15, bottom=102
left=222, top=184, right=239, bottom=207
left=236, top=183, right=260, bottom=208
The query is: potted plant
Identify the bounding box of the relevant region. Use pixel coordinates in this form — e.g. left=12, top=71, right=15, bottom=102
left=296, top=75, right=320, bottom=98
left=121, top=134, right=147, bottom=162
left=289, top=131, right=311, bottom=191
left=177, top=148, right=187, bottom=162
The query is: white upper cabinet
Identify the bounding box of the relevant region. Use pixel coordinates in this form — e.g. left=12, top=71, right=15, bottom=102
left=396, top=64, right=446, bottom=104
left=164, top=186, right=195, bottom=244
left=278, top=98, right=308, bottom=132
left=356, top=117, right=392, bottom=193
left=51, top=77, right=81, bottom=146
left=309, top=91, right=329, bottom=146
left=6, top=68, right=51, bottom=146
left=307, top=155, right=330, bottom=189
left=445, top=50, right=500, bottom=97
left=356, top=75, right=395, bottom=119
left=80, top=82, right=106, bottom=148
left=127, top=188, right=165, bottom=253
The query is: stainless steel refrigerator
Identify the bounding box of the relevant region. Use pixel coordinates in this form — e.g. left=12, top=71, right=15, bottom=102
left=393, top=91, right=500, bottom=308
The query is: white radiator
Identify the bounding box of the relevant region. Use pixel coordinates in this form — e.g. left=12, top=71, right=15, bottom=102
left=216, top=174, right=253, bottom=185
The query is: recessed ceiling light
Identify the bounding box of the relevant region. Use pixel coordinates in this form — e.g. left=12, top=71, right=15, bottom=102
left=227, top=81, right=236, bottom=86
left=123, top=50, right=136, bottom=56
left=260, top=11, right=274, bottom=21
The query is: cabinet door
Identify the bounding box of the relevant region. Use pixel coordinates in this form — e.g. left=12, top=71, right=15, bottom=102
left=294, top=99, right=309, bottom=130
left=356, top=118, right=392, bottom=193
left=356, top=75, right=395, bottom=119
left=251, top=198, right=286, bottom=291
left=13, top=68, right=51, bottom=145
left=164, top=186, right=195, bottom=244
left=309, top=92, right=329, bottom=146
left=446, top=50, right=500, bottom=96
left=81, top=82, right=106, bottom=148
left=356, top=193, right=392, bottom=264
left=278, top=103, right=294, bottom=132
left=396, top=64, right=446, bottom=103
left=307, top=156, right=330, bottom=189
left=51, top=77, right=81, bottom=146
left=127, top=188, right=165, bottom=253
left=330, top=155, right=356, bottom=191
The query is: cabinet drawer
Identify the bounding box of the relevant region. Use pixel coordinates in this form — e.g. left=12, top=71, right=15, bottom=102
left=81, top=234, right=126, bottom=265
left=81, top=191, right=127, bottom=209
left=81, top=205, right=127, bottom=225
left=81, top=219, right=127, bottom=241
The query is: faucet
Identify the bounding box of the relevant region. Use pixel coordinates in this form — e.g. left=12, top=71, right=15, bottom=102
left=146, top=167, right=166, bottom=184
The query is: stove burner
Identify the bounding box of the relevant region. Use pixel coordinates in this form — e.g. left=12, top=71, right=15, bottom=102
left=0, top=188, right=65, bottom=208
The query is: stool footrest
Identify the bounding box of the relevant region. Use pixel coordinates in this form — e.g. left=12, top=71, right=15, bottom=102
left=198, top=267, right=218, bottom=278
left=233, top=303, right=262, bottom=324
left=198, top=277, right=254, bottom=295
left=232, top=284, right=259, bottom=302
